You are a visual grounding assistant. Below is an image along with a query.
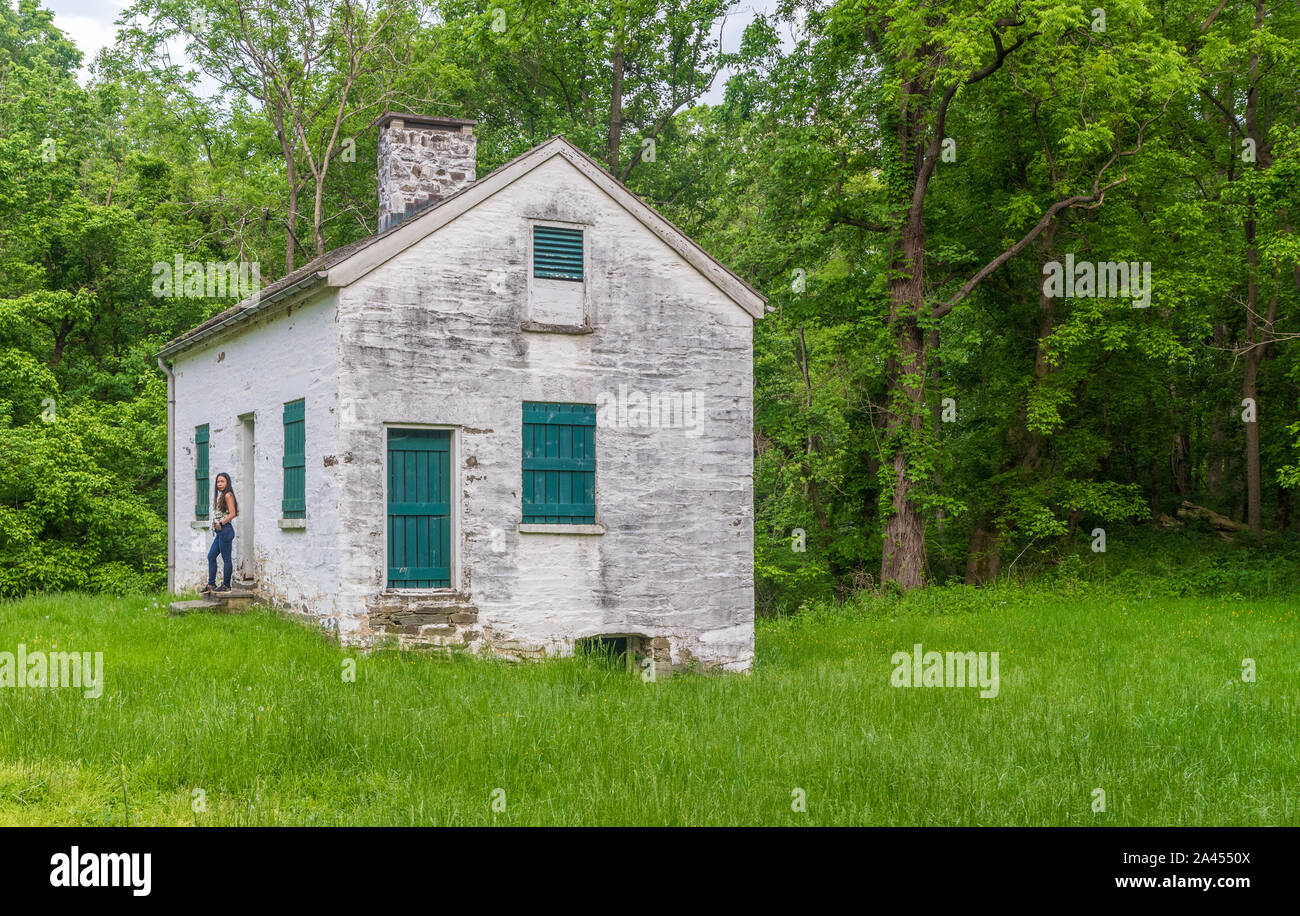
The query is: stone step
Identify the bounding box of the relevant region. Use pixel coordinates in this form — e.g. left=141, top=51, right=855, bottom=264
left=169, top=599, right=221, bottom=616
left=169, top=590, right=258, bottom=616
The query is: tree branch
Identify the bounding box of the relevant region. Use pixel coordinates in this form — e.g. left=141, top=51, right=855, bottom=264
left=932, top=102, right=1169, bottom=319
left=1201, top=0, right=1231, bottom=31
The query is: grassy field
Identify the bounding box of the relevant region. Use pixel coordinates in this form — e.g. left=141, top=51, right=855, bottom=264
left=0, top=588, right=1295, bottom=825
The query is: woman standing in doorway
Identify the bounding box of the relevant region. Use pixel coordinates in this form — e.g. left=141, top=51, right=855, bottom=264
left=203, top=472, right=238, bottom=593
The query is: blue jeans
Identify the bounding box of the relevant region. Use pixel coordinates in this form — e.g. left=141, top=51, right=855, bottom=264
left=207, top=523, right=235, bottom=587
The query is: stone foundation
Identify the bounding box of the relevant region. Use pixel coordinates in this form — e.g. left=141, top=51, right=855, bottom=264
left=366, top=591, right=481, bottom=649
left=362, top=599, right=697, bottom=677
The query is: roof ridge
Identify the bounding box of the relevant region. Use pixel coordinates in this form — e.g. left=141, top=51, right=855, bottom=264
left=156, top=134, right=764, bottom=359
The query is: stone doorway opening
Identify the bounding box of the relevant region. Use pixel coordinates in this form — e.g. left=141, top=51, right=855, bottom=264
left=575, top=634, right=671, bottom=679
left=575, top=635, right=630, bottom=670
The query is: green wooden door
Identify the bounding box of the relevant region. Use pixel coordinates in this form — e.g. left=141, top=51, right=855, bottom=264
left=387, top=428, right=451, bottom=588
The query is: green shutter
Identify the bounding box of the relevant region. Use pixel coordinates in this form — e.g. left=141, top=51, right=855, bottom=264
left=533, top=226, right=584, bottom=281
left=387, top=429, right=451, bottom=588
left=195, top=424, right=210, bottom=518
left=522, top=402, right=596, bottom=524
left=282, top=399, right=306, bottom=518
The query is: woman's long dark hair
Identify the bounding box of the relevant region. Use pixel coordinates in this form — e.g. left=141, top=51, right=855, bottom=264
left=213, top=472, right=236, bottom=514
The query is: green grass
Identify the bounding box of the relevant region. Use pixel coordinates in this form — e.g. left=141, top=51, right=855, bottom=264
left=0, top=589, right=1295, bottom=825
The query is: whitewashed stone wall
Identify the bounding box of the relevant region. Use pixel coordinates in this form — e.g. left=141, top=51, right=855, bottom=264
left=335, top=154, right=756, bottom=670
left=170, top=292, right=343, bottom=626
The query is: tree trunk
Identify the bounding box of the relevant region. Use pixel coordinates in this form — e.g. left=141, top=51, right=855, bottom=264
left=285, top=181, right=299, bottom=274
left=273, top=102, right=299, bottom=275
left=880, top=220, right=927, bottom=589
left=313, top=174, right=327, bottom=260
left=606, top=42, right=624, bottom=173
left=1171, top=434, right=1191, bottom=498
left=880, top=318, right=927, bottom=588
left=796, top=327, right=832, bottom=535
left=1207, top=326, right=1227, bottom=503
left=964, top=514, right=1002, bottom=585
left=929, top=327, right=949, bottom=537
left=1243, top=328, right=1262, bottom=538
left=1147, top=396, right=1162, bottom=516
left=1149, top=454, right=1162, bottom=518
left=1242, top=0, right=1267, bottom=540
left=1178, top=500, right=1250, bottom=534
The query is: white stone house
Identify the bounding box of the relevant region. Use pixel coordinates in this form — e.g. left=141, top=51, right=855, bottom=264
left=155, top=114, right=765, bottom=673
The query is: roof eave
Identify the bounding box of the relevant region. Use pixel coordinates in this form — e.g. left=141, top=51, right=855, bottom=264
left=154, top=270, right=329, bottom=361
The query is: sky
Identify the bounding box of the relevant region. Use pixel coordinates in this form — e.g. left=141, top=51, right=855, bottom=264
left=35, top=0, right=785, bottom=104
left=40, top=0, right=131, bottom=81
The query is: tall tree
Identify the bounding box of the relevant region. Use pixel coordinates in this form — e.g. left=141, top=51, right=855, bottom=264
left=117, top=0, right=428, bottom=272
left=768, top=0, right=1194, bottom=588
left=436, top=0, right=729, bottom=183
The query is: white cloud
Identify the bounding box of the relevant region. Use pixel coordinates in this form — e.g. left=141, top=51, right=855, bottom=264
left=39, top=0, right=130, bottom=82
left=702, top=0, right=791, bottom=105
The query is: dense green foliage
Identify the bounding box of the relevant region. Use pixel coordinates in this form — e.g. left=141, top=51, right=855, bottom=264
left=0, top=0, right=1298, bottom=602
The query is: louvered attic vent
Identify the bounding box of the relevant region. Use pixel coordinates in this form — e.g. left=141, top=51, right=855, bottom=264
left=533, top=226, right=584, bottom=281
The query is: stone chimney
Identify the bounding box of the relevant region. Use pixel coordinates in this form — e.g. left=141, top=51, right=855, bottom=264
left=377, top=113, right=477, bottom=232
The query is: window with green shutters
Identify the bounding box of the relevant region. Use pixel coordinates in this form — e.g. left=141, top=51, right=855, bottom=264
left=387, top=428, right=452, bottom=588
left=195, top=424, right=210, bottom=518
left=282, top=399, right=306, bottom=518
left=522, top=402, right=596, bottom=524
left=533, top=225, right=584, bottom=281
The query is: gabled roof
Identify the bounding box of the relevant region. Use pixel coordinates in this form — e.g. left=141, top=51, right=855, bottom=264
left=156, top=136, right=766, bottom=359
